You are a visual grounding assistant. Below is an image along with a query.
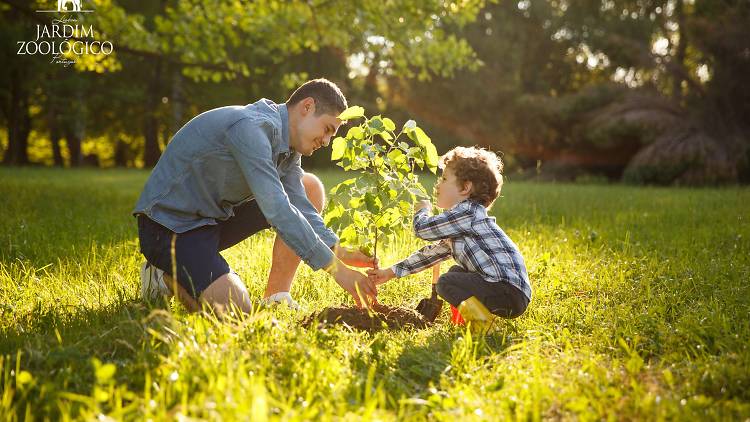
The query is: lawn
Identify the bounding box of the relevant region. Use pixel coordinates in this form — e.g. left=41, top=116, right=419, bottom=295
left=0, top=167, right=748, bottom=420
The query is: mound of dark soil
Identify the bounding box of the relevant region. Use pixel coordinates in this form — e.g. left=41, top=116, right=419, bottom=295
left=303, top=303, right=429, bottom=331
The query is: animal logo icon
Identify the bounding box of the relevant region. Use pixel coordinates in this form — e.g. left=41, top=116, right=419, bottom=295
left=57, top=0, right=82, bottom=12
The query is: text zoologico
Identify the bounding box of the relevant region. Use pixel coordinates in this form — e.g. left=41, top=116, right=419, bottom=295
left=17, top=40, right=113, bottom=55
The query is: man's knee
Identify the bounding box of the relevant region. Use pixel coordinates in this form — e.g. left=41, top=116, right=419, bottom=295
left=302, top=172, right=325, bottom=212
left=199, top=272, right=252, bottom=314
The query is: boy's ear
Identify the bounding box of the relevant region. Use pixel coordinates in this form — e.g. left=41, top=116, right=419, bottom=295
left=461, top=181, right=473, bottom=195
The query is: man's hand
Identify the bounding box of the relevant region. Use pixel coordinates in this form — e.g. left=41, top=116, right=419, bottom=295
left=415, top=200, right=432, bottom=212
left=366, top=267, right=395, bottom=285
left=327, top=259, right=377, bottom=308
left=335, top=246, right=379, bottom=268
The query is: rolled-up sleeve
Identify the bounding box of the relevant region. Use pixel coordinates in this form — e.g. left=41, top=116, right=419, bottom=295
left=281, top=160, right=339, bottom=249
left=225, top=118, right=334, bottom=270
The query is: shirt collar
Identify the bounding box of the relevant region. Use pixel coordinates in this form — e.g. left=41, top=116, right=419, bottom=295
left=279, top=102, right=291, bottom=155
left=455, top=198, right=486, bottom=214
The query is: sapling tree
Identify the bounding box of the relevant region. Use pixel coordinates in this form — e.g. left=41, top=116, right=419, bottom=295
left=324, top=106, right=439, bottom=260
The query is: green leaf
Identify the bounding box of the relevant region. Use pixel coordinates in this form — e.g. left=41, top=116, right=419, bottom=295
left=331, top=137, right=347, bottom=161
left=326, top=215, right=340, bottom=228
left=364, top=192, right=380, bottom=213
left=368, top=116, right=385, bottom=133
left=387, top=149, right=405, bottom=164
left=383, top=118, right=396, bottom=131
left=324, top=202, right=344, bottom=222
left=406, top=147, right=422, bottom=158
left=338, top=106, right=365, bottom=121
left=340, top=225, right=357, bottom=245
left=353, top=211, right=367, bottom=227
left=425, top=142, right=439, bottom=173
left=413, top=127, right=432, bottom=148
left=376, top=209, right=397, bottom=228
left=347, top=126, right=365, bottom=140
left=329, top=177, right=356, bottom=195
left=408, top=187, right=425, bottom=197
left=403, top=119, right=417, bottom=132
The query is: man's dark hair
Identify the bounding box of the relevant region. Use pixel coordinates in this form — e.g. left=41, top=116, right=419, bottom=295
left=286, top=78, right=348, bottom=116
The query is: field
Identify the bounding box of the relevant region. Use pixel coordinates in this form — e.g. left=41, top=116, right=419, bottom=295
left=0, top=167, right=748, bottom=420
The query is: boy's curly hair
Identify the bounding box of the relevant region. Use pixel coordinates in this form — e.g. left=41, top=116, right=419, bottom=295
left=439, top=146, right=504, bottom=208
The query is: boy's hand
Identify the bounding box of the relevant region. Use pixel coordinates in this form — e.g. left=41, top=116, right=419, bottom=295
left=335, top=246, right=379, bottom=268
left=415, top=200, right=432, bottom=212
left=367, top=268, right=396, bottom=285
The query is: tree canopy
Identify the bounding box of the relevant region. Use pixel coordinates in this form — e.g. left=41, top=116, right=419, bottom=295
left=2, top=0, right=748, bottom=184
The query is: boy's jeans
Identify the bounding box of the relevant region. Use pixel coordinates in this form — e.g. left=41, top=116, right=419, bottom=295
left=436, top=265, right=529, bottom=318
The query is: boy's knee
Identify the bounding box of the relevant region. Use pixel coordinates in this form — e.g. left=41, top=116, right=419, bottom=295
left=302, top=172, right=325, bottom=212
left=435, top=273, right=454, bottom=298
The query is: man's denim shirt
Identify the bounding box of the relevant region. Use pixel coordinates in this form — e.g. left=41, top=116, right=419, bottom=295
left=133, top=99, right=338, bottom=270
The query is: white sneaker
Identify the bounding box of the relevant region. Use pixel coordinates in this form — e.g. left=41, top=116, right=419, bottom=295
left=263, top=292, right=300, bottom=310
left=140, top=261, right=170, bottom=301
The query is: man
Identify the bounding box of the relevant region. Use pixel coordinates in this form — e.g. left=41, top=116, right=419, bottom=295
left=133, top=78, right=377, bottom=313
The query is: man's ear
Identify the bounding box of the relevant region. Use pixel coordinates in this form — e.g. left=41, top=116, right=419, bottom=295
left=461, top=181, right=473, bottom=195
left=301, top=97, right=316, bottom=115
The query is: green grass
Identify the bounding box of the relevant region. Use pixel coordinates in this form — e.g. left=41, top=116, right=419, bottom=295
left=0, top=167, right=749, bottom=420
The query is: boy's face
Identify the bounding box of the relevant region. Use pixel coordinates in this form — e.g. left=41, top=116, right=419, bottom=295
left=435, top=166, right=471, bottom=209
left=291, top=98, right=341, bottom=157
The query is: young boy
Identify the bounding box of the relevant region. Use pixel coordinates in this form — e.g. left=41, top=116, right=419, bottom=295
left=367, top=147, right=531, bottom=327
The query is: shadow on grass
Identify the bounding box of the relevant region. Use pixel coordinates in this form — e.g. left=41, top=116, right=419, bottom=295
left=0, top=297, right=175, bottom=398
left=371, top=321, right=517, bottom=403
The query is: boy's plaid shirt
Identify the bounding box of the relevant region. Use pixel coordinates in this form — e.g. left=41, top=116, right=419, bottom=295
left=391, top=199, right=532, bottom=300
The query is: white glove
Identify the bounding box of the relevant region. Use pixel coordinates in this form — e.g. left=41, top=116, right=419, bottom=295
left=263, top=292, right=300, bottom=310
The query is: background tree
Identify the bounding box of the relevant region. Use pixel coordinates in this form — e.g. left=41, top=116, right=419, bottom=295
left=386, top=0, right=750, bottom=184
left=1, top=0, right=486, bottom=166
left=1, top=0, right=748, bottom=184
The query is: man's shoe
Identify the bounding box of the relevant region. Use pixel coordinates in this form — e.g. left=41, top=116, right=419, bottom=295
left=140, top=261, right=170, bottom=301
left=263, top=292, right=300, bottom=310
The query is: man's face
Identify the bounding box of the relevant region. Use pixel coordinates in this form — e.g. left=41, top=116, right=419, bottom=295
left=294, top=102, right=342, bottom=157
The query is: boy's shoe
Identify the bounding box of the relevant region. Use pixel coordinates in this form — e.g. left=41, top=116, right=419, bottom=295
left=450, top=304, right=465, bottom=325
left=457, top=296, right=494, bottom=333
left=262, top=292, right=300, bottom=310
left=140, top=261, right=170, bottom=301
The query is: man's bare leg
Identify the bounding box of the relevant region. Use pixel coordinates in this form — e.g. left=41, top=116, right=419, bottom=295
left=263, top=172, right=325, bottom=298
left=163, top=272, right=253, bottom=315
left=161, top=273, right=200, bottom=312
left=198, top=273, right=254, bottom=314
